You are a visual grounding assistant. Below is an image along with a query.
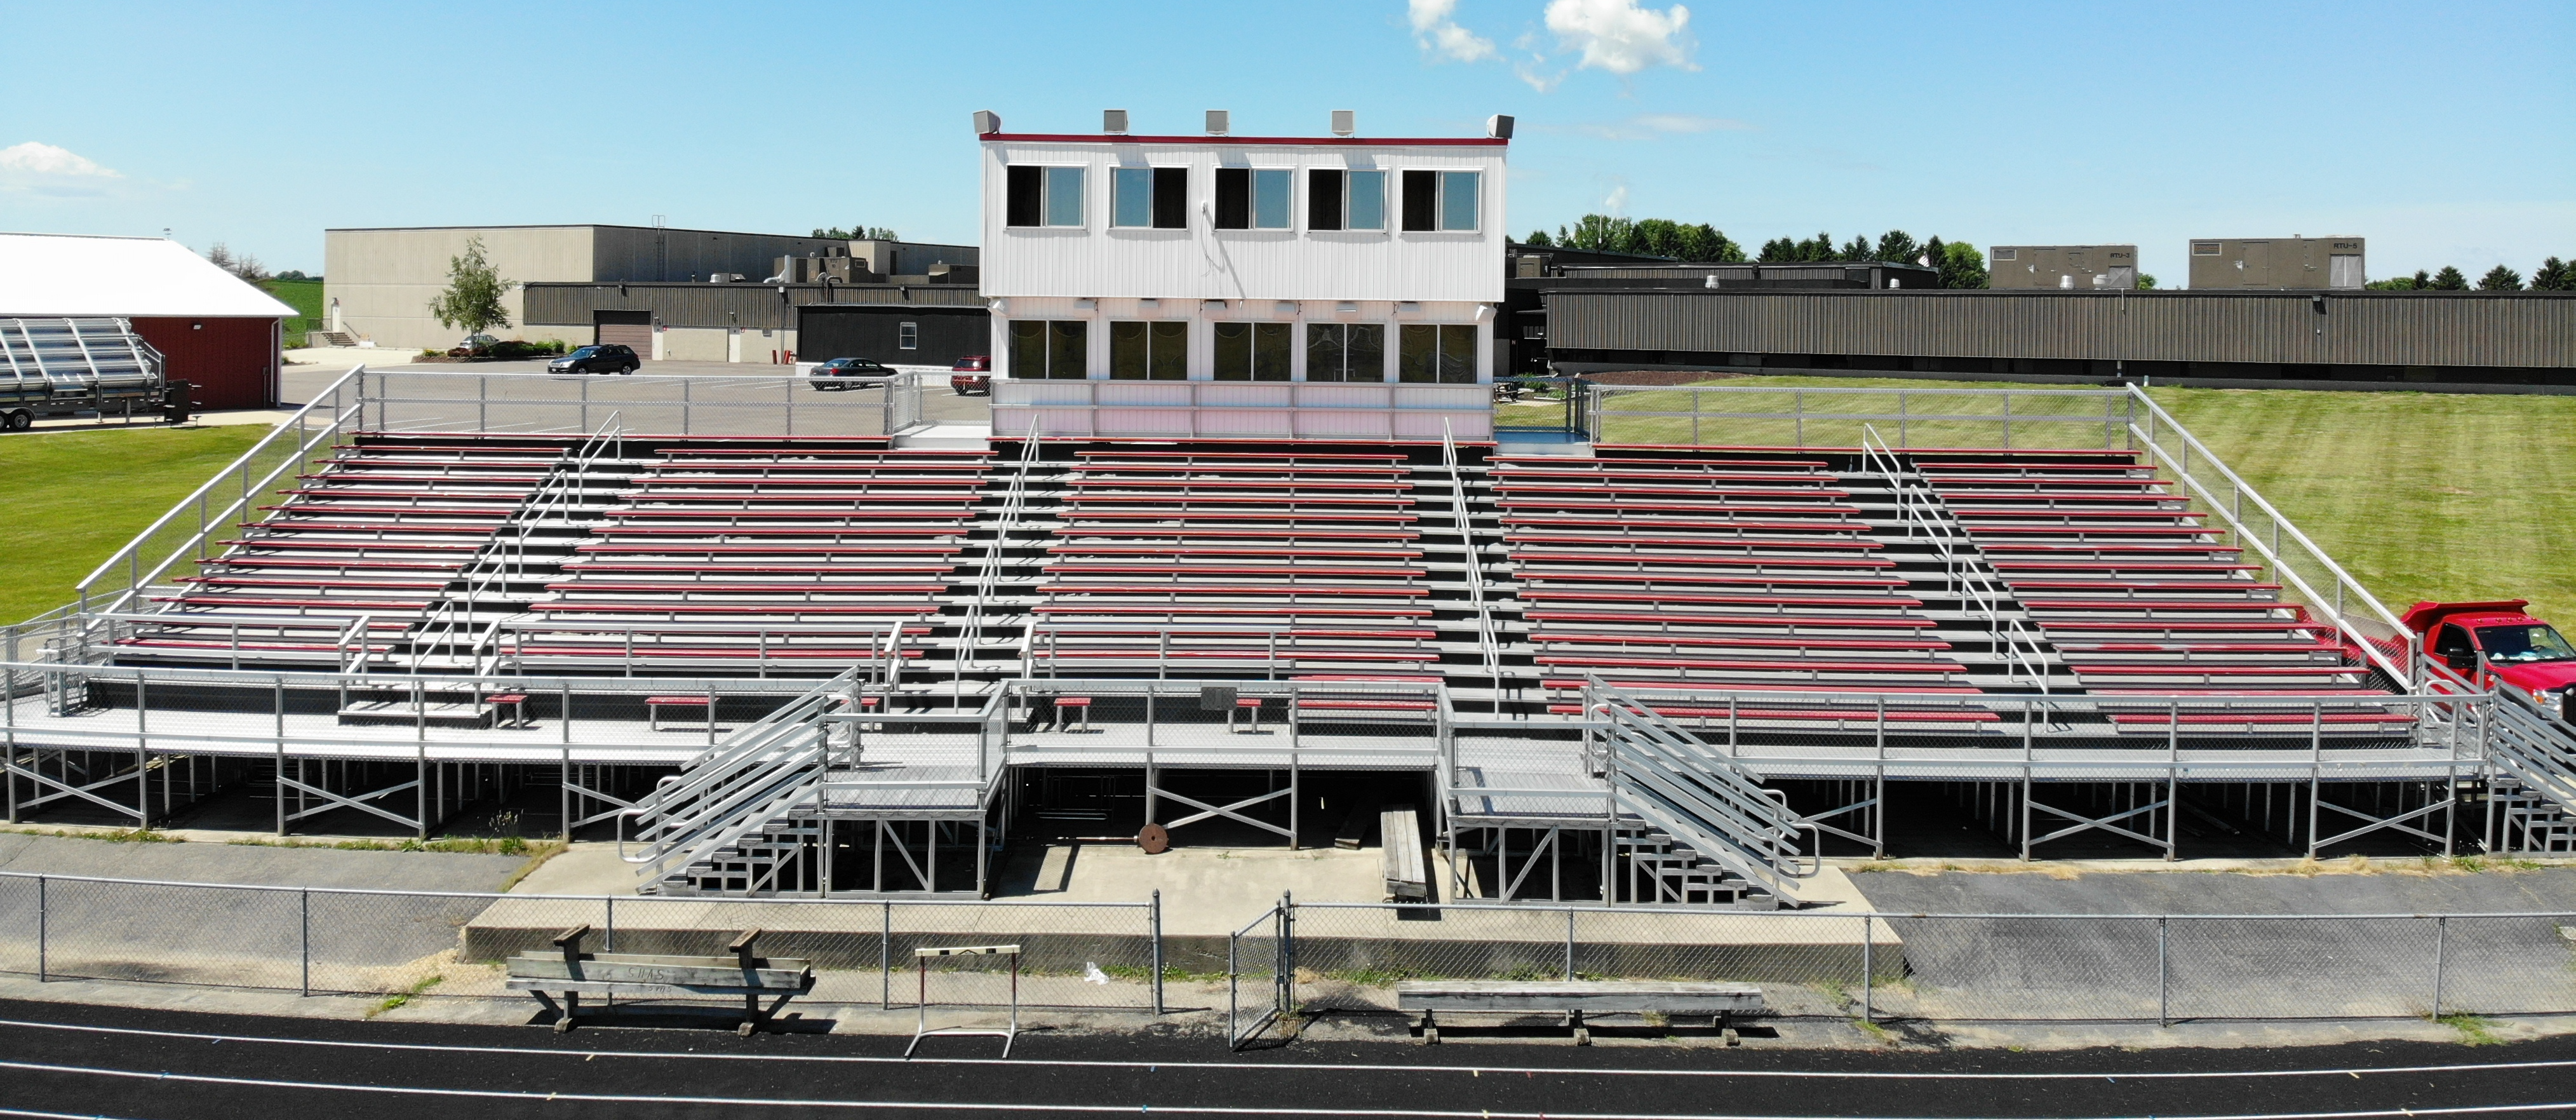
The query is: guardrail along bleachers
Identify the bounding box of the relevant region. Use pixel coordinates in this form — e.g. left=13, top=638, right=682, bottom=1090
left=1915, top=449, right=2382, bottom=699
left=117, top=435, right=579, bottom=665
left=513, top=437, right=991, bottom=675
left=1490, top=447, right=1971, bottom=716
left=1030, top=447, right=1468, bottom=681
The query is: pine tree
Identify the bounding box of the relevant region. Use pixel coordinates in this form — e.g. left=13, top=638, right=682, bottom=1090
left=1521, top=229, right=1553, bottom=246
left=2429, top=266, right=2470, bottom=290
left=2478, top=264, right=2525, bottom=291
left=1874, top=231, right=1921, bottom=266
left=2532, top=257, right=2573, bottom=292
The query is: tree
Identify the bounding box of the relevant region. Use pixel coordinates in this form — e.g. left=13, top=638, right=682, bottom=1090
left=205, top=242, right=269, bottom=285
left=428, top=236, right=512, bottom=344
left=1675, top=223, right=1745, bottom=263
left=2428, top=266, right=2470, bottom=290
left=2134, top=273, right=2159, bottom=290
left=810, top=225, right=901, bottom=241
left=1520, top=229, right=1553, bottom=246
left=1836, top=234, right=1874, bottom=262
left=1794, top=233, right=1835, bottom=262
left=1623, top=217, right=1684, bottom=259
left=272, top=269, right=320, bottom=283
left=1934, top=241, right=1989, bottom=289
left=2533, top=257, right=2573, bottom=292
left=2477, top=264, right=2525, bottom=291
left=1562, top=213, right=1634, bottom=252
left=2364, top=271, right=2426, bottom=292
left=1874, top=231, right=1921, bottom=266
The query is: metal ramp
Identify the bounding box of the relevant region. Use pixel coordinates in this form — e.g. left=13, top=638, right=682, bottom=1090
left=1585, top=676, right=1815, bottom=907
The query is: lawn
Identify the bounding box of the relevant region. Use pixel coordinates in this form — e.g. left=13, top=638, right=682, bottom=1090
left=1585, top=375, right=2576, bottom=623
left=0, top=425, right=272, bottom=623
left=262, top=278, right=325, bottom=347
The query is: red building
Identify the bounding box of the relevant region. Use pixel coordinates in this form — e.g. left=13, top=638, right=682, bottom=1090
left=0, top=232, right=295, bottom=410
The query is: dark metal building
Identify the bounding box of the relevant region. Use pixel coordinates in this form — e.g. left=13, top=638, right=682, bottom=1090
left=523, top=281, right=988, bottom=365
left=1501, top=246, right=1940, bottom=376
left=1542, top=288, right=2576, bottom=386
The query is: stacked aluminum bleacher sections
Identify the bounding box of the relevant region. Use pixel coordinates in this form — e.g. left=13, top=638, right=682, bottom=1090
left=511, top=438, right=990, bottom=677
left=1027, top=447, right=1467, bottom=685
left=1915, top=450, right=2385, bottom=703
left=0, top=318, right=164, bottom=412
left=1486, top=447, right=1976, bottom=718
left=115, top=436, right=575, bottom=665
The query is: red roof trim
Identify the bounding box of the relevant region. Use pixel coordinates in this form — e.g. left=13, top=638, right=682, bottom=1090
left=984, top=133, right=1506, bottom=147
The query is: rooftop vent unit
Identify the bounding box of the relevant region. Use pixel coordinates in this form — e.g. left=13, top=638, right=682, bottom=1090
left=1205, top=109, right=1230, bottom=136
left=972, top=110, right=1002, bottom=135
left=1486, top=114, right=1515, bottom=140
left=1103, top=109, right=1129, bottom=135
left=1331, top=109, right=1355, bottom=137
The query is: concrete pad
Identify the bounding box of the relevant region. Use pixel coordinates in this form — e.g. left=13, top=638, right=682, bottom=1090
left=504, top=842, right=641, bottom=897
left=0, top=829, right=526, bottom=891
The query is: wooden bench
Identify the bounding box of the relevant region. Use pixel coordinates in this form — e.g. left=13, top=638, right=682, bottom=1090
left=1380, top=804, right=1426, bottom=901
left=1399, top=980, right=1764, bottom=1046
left=506, top=925, right=814, bottom=1036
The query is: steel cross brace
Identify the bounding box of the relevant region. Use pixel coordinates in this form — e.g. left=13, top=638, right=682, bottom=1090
left=279, top=773, right=422, bottom=829
left=1153, top=785, right=1294, bottom=839
left=563, top=778, right=637, bottom=830
left=3, top=756, right=149, bottom=822
left=2313, top=794, right=2450, bottom=851
left=2025, top=792, right=2173, bottom=853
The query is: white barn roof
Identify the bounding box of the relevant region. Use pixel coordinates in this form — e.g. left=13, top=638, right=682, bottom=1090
left=0, top=233, right=298, bottom=318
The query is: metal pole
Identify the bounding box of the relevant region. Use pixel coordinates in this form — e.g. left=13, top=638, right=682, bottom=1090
left=1858, top=911, right=1872, bottom=1023
left=880, top=901, right=892, bottom=1010
left=2432, top=915, right=2448, bottom=1018
left=1564, top=908, right=1576, bottom=981
left=36, top=875, right=46, bottom=982
left=300, top=888, right=311, bottom=996
left=605, top=895, right=615, bottom=952
left=2156, top=915, right=2170, bottom=1027
left=1151, top=889, right=1165, bottom=1015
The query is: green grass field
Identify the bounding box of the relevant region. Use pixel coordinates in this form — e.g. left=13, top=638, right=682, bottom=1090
left=0, top=426, right=271, bottom=622
left=1577, top=375, right=2576, bottom=622
left=261, top=278, right=325, bottom=347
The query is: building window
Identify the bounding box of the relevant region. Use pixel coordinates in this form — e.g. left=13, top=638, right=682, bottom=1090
left=1113, top=166, right=1190, bottom=229
left=1305, top=323, right=1385, bottom=382
left=899, top=322, right=918, bottom=350
left=1212, top=321, right=1292, bottom=381
left=1399, top=323, right=1477, bottom=383
left=1399, top=170, right=1478, bottom=232
left=1109, top=320, right=1188, bottom=381
left=1306, top=168, right=1387, bottom=232
left=2192, top=242, right=2222, bottom=256
left=1214, top=168, right=1293, bottom=230
left=1006, top=166, right=1086, bottom=228
left=1992, top=248, right=2018, bottom=262
left=1009, top=320, right=1089, bottom=379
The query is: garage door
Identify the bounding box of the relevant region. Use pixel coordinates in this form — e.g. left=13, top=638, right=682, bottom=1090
left=594, top=310, right=651, bottom=351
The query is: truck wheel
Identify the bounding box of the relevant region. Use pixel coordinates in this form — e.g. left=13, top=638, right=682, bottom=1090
left=5, top=410, right=30, bottom=431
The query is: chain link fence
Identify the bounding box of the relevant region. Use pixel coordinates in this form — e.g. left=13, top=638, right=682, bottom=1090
left=0, top=872, right=1158, bottom=1011
left=356, top=370, right=907, bottom=438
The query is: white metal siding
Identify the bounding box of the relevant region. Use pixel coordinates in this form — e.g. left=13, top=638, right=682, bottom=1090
left=980, top=140, right=1505, bottom=304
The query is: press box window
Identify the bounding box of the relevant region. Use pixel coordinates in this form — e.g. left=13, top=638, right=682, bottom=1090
left=1400, top=170, right=1480, bottom=232
left=1214, top=168, right=1293, bottom=229
left=1399, top=324, right=1477, bottom=383
left=1006, top=166, right=1086, bottom=228
left=1109, top=320, right=1188, bottom=381
left=1112, top=166, right=1189, bottom=229
left=1307, top=168, right=1386, bottom=231
left=1305, top=323, right=1385, bottom=382
left=1008, top=320, right=1089, bottom=379
left=898, top=322, right=918, bottom=351
left=1213, top=322, right=1291, bottom=381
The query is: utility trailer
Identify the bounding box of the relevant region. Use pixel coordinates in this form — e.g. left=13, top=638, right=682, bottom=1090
left=0, top=318, right=189, bottom=431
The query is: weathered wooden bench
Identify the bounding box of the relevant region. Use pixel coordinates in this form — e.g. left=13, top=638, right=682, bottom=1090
left=506, top=924, right=814, bottom=1036
left=1380, top=804, right=1427, bottom=901
left=1397, top=980, right=1764, bottom=1046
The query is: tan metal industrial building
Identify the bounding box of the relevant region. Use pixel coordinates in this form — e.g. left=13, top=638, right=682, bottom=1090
left=321, top=224, right=977, bottom=353
left=2188, top=236, right=2366, bottom=289
left=1989, top=245, right=2140, bottom=290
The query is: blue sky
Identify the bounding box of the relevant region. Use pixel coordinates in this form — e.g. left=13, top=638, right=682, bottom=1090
left=3, top=1, right=2568, bottom=284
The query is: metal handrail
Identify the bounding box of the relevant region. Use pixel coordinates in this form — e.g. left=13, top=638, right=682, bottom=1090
left=1858, top=425, right=2052, bottom=692
left=619, top=666, right=861, bottom=875
left=1585, top=673, right=1815, bottom=902
left=404, top=411, right=621, bottom=674
left=1440, top=423, right=1506, bottom=698
left=2123, top=385, right=2416, bottom=686
left=956, top=431, right=1043, bottom=695
left=74, top=365, right=366, bottom=618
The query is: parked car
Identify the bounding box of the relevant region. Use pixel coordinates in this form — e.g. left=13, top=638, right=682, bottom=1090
left=2403, top=600, right=2576, bottom=724
left=547, top=344, right=640, bottom=374
left=808, top=356, right=897, bottom=390
left=951, top=354, right=991, bottom=395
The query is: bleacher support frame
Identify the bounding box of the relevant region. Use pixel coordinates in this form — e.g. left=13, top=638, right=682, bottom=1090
left=12, top=374, right=2576, bottom=898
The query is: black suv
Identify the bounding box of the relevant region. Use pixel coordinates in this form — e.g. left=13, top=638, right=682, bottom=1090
left=548, top=344, right=640, bottom=374
left=808, top=357, right=897, bottom=389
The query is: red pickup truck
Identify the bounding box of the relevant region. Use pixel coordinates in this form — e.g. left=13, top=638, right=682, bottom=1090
left=2402, top=600, right=2576, bottom=722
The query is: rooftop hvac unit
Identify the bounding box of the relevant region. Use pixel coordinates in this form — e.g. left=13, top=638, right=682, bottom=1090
left=1331, top=109, right=1355, bottom=136
left=972, top=110, right=1002, bottom=135
left=1103, top=109, right=1129, bottom=134
left=1487, top=114, right=1514, bottom=140
left=1205, top=109, right=1230, bottom=135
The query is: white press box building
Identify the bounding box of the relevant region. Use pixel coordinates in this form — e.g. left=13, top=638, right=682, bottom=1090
left=981, top=109, right=1507, bottom=441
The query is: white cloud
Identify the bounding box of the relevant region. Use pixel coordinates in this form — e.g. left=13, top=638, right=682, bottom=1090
left=0, top=142, right=121, bottom=180
left=1409, top=0, right=1497, bottom=63
left=1543, top=0, right=1698, bottom=76
left=1602, top=183, right=1630, bottom=215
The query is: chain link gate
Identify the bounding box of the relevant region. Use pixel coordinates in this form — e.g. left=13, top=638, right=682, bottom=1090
left=1227, top=894, right=1293, bottom=1049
